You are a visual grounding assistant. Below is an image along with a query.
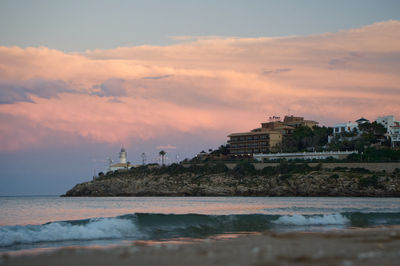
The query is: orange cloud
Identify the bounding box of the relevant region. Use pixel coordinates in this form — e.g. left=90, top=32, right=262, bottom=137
left=0, top=21, right=399, bottom=151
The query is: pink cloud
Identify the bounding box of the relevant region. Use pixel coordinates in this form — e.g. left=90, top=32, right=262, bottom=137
left=0, top=21, right=399, bottom=151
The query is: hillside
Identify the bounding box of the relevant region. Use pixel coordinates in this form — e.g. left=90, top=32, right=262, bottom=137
left=64, top=163, right=400, bottom=197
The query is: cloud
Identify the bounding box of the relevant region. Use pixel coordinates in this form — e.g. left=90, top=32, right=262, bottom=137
left=0, top=83, right=34, bottom=104
left=0, top=20, right=400, bottom=151
left=143, top=75, right=173, bottom=80
left=0, top=79, right=73, bottom=104
left=156, top=144, right=177, bottom=150
left=262, top=68, right=292, bottom=75
left=91, top=78, right=127, bottom=97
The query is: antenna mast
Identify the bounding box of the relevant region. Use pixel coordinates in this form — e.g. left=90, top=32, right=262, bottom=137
left=141, top=152, right=146, bottom=166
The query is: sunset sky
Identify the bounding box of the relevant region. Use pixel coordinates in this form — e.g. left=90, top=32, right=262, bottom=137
left=1, top=0, right=400, bottom=195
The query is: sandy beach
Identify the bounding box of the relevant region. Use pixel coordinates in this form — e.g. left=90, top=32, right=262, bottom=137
left=2, top=227, right=400, bottom=266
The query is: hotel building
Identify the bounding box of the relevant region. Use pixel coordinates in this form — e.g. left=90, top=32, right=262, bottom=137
left=228, top=115, right=318, bottom=155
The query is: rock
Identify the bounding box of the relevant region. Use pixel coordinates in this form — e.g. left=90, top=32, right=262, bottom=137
left=64, top=170, right=400, bottom=197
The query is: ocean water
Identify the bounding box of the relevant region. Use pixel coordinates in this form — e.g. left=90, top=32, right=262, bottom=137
left=1, top=196, right=400, bottom=254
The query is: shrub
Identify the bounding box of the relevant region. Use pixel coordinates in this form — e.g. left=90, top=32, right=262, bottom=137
left=261, top=166, right=277, bottom=176
left=209, top=162, right=229, bottom=173
left=312, top=163, right=322, bottom=171
left=333, top=167, right=348, bottom=172
left=349, top=167, right=371, bottom=174
left=279, top=174, right=292, bottom=181
left=329, top=174, right=339, bottom=179
left=359, top=175, right=379, bottom=188
left=233, top=161, right=256, bottom=176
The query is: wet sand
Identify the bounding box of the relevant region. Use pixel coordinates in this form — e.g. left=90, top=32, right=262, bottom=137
left=2, top=228, right=400, bottom=266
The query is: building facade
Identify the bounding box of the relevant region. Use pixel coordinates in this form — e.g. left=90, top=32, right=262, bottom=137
left=228, top=115, right=318, bottom=155
left=377, top=115, right=400, bottom=147
left=228, top=131, right=282, bottom=155
left=333, top=121, right=358, bottom=135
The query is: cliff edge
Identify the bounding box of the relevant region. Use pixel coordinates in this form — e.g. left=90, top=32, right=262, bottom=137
left=64, top=163, right=400, bottom=197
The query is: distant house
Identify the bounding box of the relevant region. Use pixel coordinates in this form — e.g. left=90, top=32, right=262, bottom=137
left=376, top=115, right=400, bottom=147
left=332, top=121, right=358, bottom=135
left=328, top=118, right=364, bottom=144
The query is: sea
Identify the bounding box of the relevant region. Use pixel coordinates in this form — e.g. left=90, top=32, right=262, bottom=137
left=1, top=196, right=400, bottom=255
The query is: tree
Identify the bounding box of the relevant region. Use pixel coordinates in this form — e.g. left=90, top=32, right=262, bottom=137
left=159, top=150, right=166, bottom=165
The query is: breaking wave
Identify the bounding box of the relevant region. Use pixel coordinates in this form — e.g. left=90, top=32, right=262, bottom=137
left=272, top=213, right=348, bottom=225
left=0, top=217, right=138, bottom=248
left=1, top=212, right=400, bottom=248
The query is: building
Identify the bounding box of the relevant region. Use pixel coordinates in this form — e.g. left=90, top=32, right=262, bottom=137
left=376, top=115, right=395, bottom=129
left=228, top=130, right=283, bottom=155
left=355, top=117, right=370, bottom=125
left=391, top=122, right=400, bottom=147
left=376, top=115, right=400, bottom=147
left=227, top=115, right=318, bottom=155
left=109, top=147, right=135, bottom=171
left=282, top=115, right=318, bottom=128
left=332, top=121, right=358, bottom=135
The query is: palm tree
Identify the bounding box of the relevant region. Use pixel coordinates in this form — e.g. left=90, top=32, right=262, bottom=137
left=159, top=150, right=166, bottom=165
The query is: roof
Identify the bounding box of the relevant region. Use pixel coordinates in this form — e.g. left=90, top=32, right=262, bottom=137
left=303, top=120, right=319, bottom=124
left=228, top=130, right=282, bottom=137
left=356, top=117, right=369, bottom=122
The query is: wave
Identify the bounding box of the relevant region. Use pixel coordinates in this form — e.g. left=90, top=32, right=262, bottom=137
left=273, top=213, right=349, bottom=225
left=0, top=217, right=139, bottom=248
left=264, top=206, right=400, bottom=214
left=1, top=212, right=400, bottom=248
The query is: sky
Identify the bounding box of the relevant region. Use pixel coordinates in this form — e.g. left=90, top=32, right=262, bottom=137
left=0, top=0, right=400, bottom=195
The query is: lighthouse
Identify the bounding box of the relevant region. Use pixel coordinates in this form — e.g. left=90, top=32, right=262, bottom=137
left=109, top=147, right=136, bottom=172
left=119, top=147, right=127, bottom=164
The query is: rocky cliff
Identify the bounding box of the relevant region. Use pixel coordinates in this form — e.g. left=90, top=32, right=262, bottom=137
left=64, top=168, right=400, bottom=197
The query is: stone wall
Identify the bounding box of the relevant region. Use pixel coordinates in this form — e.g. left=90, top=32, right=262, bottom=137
left=225, top=162, right=400, bottom=173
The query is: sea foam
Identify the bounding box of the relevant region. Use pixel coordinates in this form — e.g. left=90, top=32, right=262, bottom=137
left=272, top=213, right=349, bottom=226
left=0, top=217, right=138, bottom=247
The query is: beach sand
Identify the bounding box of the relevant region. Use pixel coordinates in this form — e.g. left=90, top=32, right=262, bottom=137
left=2, top=227, right=400, bottom=266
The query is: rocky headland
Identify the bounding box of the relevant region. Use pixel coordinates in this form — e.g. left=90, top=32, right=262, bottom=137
left=64, top=162, right=400, bottom=197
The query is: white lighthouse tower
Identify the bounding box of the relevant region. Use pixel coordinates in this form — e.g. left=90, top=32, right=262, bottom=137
left=109, top=147, right=135, bottom=172
left=119, top=147, right=127, bottom=164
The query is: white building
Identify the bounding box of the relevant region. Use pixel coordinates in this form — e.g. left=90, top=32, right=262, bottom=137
left=109, top=147, right=135, bottom=171
left=333, top=121, right=358, bottom=135
left=376, top=115, right=400, bottom=147
left=328, top=118, right=368, bottom=143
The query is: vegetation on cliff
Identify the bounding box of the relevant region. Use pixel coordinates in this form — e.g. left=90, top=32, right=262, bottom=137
left=64, top=162, right=400, bottom=197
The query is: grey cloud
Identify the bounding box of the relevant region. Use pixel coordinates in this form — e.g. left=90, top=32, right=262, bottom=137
left=91, top=78, right=127, bottom=97
left=0, top=84, right=34, bottom=104
left=107, top=97, right=123, bottom=103
left=0, top=79, right=73, bottom=104
left=328, top=52, right=364, bottom=69
left=262, top=68, right=292, bottom=75
left=328, top=58, right=347, bottom=69
left=143, top=75, right=173, bottom=80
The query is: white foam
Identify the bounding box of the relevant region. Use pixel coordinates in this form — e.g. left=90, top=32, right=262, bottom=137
left=272, top=213, right=349, bottom=225
left=0, top=218, right=138, bottom=247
